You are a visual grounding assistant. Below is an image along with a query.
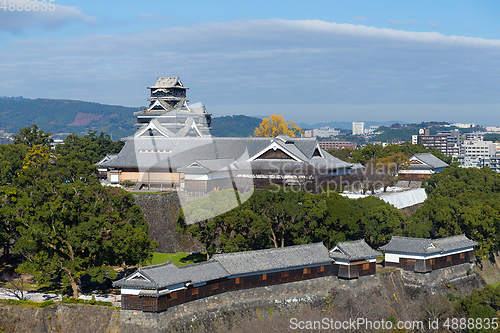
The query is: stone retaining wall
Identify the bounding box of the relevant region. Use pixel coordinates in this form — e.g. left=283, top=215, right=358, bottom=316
left=132, top=192, right=201, bottom=253
left=0, top=263, right=486, bottom=333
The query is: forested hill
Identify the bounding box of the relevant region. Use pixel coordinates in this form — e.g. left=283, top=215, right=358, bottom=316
left=210, top=115, right=262, bottom=137
left=0, top=97, right=139, bottom=139
left=0, top=97, right=261, bottom=138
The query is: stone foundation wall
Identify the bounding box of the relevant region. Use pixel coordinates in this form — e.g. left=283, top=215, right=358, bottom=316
left=0, top=264, right=486, bottom=333
left=120, top=263, right=485, bottom=332
left=0, top=303, right=120, bottom=333
left=132, top=192, right=201, bottom=253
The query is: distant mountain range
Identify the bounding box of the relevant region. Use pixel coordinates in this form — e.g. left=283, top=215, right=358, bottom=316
left=0, top=97, right=139, bottom=139
left=2, top=97, right=450, bottom=141
left=210, top=115, right=262, bottom=137
left=0, top=97, right=264, bottom=139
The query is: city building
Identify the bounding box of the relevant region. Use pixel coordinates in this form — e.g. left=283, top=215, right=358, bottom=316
left=352, top=122, right=365, bottom=135
left=464, top=132, right=484, bottom=143
left=415, top=129, right=461, bottom=156
left=450, top=123, right=475, bottom=129
left=381, top=235, right=476, bottom=273
left=462, top=140, right=498, bottom=159
left=304, top=126, right=339, bottom=138
left=485, top=127, right=500, bottom=133
left=318, top=139, right=355, bottom=150
left=481, top=156, right=500, bottom=173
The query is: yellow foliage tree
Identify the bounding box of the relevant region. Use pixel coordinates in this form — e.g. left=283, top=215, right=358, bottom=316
left=253, top=114, right=303, bottom=137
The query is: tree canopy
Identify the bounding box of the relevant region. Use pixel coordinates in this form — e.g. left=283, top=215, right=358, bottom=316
left=0, top=125, right=156, bottom=297
left=253, top=114, right=303, bottom=137
left=178, top=186, right=405, bottom=257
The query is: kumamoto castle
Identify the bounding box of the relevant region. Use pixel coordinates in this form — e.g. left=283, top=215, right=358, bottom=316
left=106, top=78, right=479, bottom=314
left=97, top=77, right=356, bottom=193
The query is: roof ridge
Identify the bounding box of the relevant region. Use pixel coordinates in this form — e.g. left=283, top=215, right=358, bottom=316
left=138, top=260, right=174, bottom=271
left=432, top=234, right=466, bottom=241
left=391, top=235, right=431, bottom=241
left=177, top=259, right=220, bottom=269
left=338, top=239, right=366, bottom=245
left=213, top=242, right=325, bottom=258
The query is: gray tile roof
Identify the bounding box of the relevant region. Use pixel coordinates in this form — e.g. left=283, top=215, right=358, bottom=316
left=411, top=153, right=449, bottom=169
left=380, top=235, right=477, bottom=255
left=433, top=234, right=478, bottom=252
left=329, top=239, right=381, bottom=261
left=148, top=77, right=186, bottom=89
left=98, top=137, right=353, bottom=175
left=112, top=261, right=190, bottom=289
left=178, top=260, right=229, bottom=285
left=212, top=242, right=332, bottom=276
left=379, top=236, right=440, bottom=255
left=113, top=259, right=229, bottom=290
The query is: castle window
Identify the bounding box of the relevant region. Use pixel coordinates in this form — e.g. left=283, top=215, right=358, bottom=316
left=192, top=288, right=199, bottom=296
left=261, top=274, right=267, bottom=281
left=460, top=252, right=465, bottom=259
left=212, top=283, right=219, bottom=290
left=281, top=271, right=289, bottom=278
left=362, top=263, right=369, bottom=270
left=235, top=277, right=242, bottom=284
left=319, top=266, right=324, bottom=272
left=303, top=268, right=311, bottom=275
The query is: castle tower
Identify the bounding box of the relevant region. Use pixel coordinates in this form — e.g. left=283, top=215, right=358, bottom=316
left=134, top=77, right=212, bottom=137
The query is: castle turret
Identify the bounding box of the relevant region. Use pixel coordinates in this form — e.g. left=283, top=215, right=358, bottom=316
left=134, top=77, right=212, bottom=137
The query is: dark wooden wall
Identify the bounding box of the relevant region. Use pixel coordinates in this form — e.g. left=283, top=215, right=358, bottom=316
left=399, top=173, right=433, bottom=181
left=387, top=250, right=474, bottom=272
left=336, top=262, right=376, bottom=279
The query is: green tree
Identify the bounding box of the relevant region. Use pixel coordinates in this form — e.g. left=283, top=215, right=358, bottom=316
left=0, top=144, right=27, bottom=185
left=55, top=131, right=124, bottom=165
left=14, top=183, right=156, bottom=298
left=12, top=124, right=52, bottom=147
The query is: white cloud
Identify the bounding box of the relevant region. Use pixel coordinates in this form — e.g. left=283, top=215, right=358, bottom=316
left=0, top=5, right=96, bottom=32
left=1, top=19, right=500, bottom=124
left=354, top=16, right=368, bottom=22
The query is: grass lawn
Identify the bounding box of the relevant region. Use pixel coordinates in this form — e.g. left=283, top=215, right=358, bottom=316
left=146, top=252, right=207, bottom=267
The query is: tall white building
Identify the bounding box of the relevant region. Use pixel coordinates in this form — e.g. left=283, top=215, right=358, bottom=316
left=463, top=141, right=498, bottom=159
left=352, top=122, right=365, bottom=135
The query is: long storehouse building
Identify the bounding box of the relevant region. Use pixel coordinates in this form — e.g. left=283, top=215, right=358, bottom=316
left=380, top=235, right=477, bottom=272
left=114, top=243, right=333, bottom=312
left=113, top=235, right=477, bottom=313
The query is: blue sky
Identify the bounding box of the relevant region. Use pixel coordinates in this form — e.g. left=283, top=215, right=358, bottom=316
left=1, top=1, right=499, bottom=125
